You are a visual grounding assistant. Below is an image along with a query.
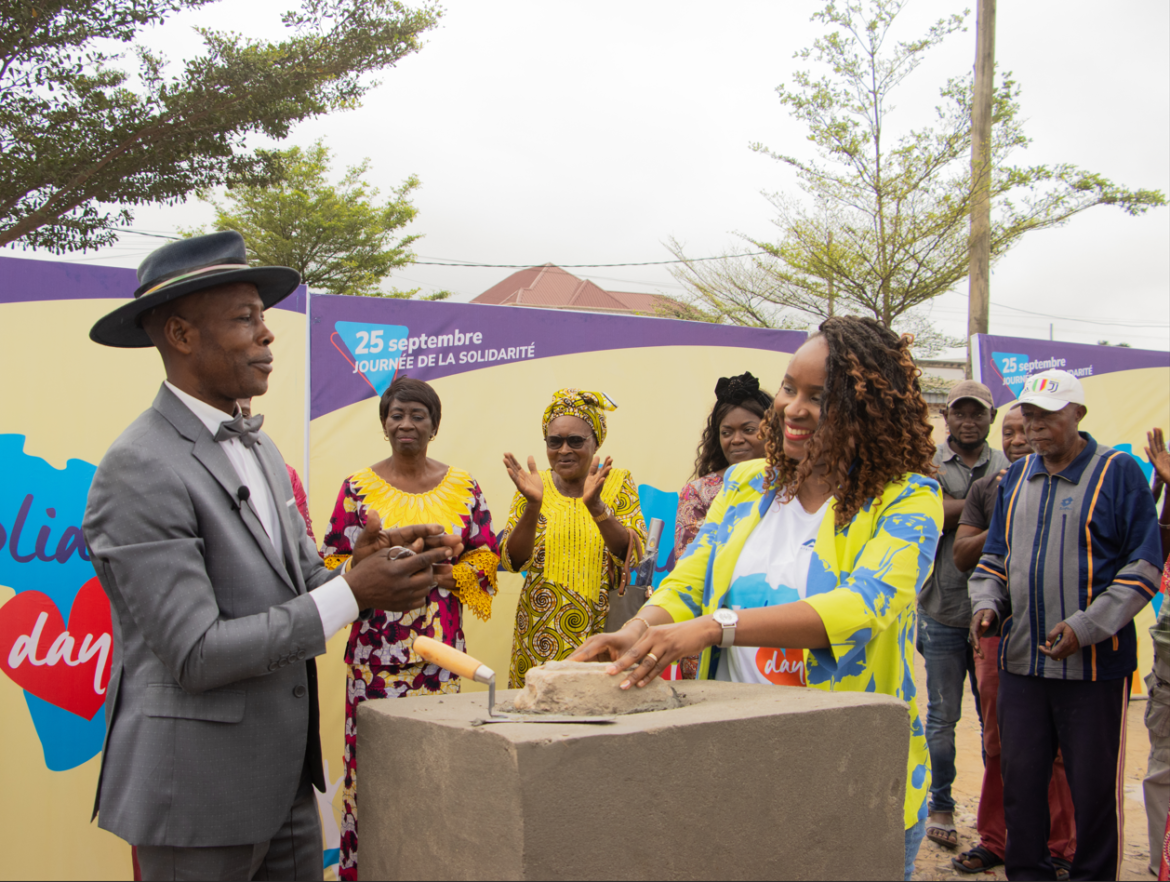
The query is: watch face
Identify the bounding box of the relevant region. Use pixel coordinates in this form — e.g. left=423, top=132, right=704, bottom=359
left=713, top=609, right=737, bottom=626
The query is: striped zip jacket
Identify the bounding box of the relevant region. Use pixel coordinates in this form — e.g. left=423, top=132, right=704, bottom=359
left=968, top=433, right=1162, bottom=681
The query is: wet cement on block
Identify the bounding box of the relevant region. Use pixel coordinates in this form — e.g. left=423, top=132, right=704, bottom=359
left=357, top=680, right=909, bottom=881
left=511, top=660, right=682, bottom=715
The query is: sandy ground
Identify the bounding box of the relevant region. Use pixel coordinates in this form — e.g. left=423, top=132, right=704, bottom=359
left=909, top=652, right=1156, bottom=881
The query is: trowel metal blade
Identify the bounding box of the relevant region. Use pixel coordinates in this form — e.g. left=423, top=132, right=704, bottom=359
left=472, top=714, right=616, bottom=726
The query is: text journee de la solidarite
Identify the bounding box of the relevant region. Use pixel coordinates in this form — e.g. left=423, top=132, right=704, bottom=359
left=348, top=328, right=537, bottom=375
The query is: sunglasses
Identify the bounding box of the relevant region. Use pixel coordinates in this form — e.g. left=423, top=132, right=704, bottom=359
left=545, top=434, right=591, bottom=450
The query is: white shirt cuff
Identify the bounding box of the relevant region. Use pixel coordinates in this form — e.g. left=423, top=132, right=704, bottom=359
left=310, top=573, right=361, bottom=640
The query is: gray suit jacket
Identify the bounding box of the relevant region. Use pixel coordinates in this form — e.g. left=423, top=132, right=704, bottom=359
left=84, top=384, right=342, bottom=847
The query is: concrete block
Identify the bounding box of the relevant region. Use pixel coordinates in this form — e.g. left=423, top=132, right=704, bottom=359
left=511, top=660, right=681, bottom=715
left=357, top=681, right=909, bottom=881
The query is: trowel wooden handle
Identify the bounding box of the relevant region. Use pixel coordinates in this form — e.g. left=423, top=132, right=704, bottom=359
left=414, top=636, right=495, bottom=685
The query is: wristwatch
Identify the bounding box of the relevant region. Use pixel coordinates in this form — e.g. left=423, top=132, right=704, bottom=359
left=712, top=608, right=738, bottom=649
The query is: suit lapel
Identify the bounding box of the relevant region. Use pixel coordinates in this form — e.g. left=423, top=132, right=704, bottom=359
left=154, top=384, right=297, bottom=593
left=253, top=439, right=307, bottom=595
left=193, top=433, right=297, bottom=592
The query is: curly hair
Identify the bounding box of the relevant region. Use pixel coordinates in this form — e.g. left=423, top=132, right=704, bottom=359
left=692, top=373, right=774, bottom=479
left=761, top=316, right=936, bottom=528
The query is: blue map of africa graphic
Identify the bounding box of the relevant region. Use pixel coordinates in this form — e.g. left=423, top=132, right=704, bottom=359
left=0, top=434, right=105, bottom=771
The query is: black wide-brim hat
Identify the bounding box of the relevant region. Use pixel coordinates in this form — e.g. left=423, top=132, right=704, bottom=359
left=90, top=230, right=301, bottom=348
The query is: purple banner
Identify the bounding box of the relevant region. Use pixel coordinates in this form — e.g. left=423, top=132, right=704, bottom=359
left=974, top=333, right=1170, bottom=408
left=309, top=293, right=806, bottom=420
left=0, top=255, right=307, bottom=313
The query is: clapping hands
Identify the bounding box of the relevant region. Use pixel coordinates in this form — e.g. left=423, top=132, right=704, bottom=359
left=503, top=453, right=543, bottom=505
left=1146, top=428, right=1170, bottom=498
left=582, top=455, right=613, bottom=515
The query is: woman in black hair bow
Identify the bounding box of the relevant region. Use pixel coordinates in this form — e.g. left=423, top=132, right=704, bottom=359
left=668, top=372, right=773, bottom=678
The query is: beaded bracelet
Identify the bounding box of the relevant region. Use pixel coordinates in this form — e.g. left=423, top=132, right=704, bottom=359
left=627, top=614, right=653, bottom=633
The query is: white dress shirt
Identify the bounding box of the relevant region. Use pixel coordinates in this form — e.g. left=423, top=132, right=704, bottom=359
left=165, top=382, right=359, bottom=638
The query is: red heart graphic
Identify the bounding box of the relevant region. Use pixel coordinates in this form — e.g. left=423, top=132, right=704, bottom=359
left=0, top=577, right=112, bottom=720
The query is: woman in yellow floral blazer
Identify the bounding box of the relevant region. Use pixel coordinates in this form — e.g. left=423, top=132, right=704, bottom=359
left=573, top=317, right=942, bottom=881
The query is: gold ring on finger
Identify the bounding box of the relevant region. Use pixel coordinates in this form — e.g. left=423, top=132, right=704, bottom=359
left=644, top=652, right=659, bottom=664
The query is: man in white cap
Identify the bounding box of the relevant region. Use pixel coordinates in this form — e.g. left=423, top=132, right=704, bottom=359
left=968, top=369, right=1163, bottom=881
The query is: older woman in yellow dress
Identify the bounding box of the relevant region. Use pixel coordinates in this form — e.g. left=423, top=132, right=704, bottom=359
left=502, top=388, right=647, bottom=687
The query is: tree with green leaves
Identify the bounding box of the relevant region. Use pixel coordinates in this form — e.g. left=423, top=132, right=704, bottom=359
left=0, top=0, right=440, bottom=254
left=195, top=140, right=440, bottom=298
left=671, top=0, right=1165, bottom=332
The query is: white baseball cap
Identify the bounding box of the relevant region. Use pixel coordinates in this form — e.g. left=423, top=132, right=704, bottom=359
left=1012, top=369, right=1086, bottom=412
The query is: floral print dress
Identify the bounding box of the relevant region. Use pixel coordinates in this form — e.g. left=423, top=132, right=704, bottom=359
left=321, top=465, right=499, bottom=882
left=672, top=471, right=725, bottom=565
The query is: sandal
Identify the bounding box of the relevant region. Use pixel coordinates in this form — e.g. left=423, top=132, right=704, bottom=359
left=952, top=845, right=1004, bottom=873
left=1052, top=856, right=1071, bottom=882
left=926, top=821, right=959, bottom=849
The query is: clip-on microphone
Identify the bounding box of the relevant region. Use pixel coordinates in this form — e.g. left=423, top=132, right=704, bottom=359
left=233, top=485, right=251, bottom=511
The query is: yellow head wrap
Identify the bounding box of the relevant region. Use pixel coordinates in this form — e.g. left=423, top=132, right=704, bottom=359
left=541, top=388, right=618, bottom=446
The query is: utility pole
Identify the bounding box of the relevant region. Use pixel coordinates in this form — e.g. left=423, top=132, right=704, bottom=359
left=967, top=0, right=996, bottom=378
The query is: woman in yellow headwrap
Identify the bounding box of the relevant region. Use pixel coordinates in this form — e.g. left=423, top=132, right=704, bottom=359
left=501, top=388, right=648, bottom=687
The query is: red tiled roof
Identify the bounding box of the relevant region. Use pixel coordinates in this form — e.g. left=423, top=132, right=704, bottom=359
left=471, top=264, right=674, bottom=315
left=607, top=290, right=663, bottom=312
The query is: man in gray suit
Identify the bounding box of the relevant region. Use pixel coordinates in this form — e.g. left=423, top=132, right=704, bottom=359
left=84, top=231, right=458, bottom=880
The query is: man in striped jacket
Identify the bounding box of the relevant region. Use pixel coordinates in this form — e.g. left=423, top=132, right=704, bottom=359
left=969, top=369, right=1162, bottom=881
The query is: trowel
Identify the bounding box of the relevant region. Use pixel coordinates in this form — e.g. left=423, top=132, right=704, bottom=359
left=413, top=636, right=615, bottom=726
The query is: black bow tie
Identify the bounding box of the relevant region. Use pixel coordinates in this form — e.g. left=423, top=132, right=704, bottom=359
left=214, top=412, right=264, bottom=449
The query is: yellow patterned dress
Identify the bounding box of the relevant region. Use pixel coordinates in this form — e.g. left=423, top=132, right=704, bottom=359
left=503, top=468, right=647, bottom=687
left=321, top=465, right=499, bottom=881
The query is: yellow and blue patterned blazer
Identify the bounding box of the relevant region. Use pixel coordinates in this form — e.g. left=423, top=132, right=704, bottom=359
left=646, top=459, right=942, bottom=829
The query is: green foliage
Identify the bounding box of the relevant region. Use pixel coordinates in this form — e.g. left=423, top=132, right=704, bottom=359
left=195, top=140, right=419, bottom=296
left=383, top=290, right=456, bottom=301
left=0, top=0, right=440, bottom=253
left=671, top=0, right=1165, bottom=330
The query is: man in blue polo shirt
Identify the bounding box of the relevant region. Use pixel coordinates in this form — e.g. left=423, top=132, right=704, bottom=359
left=968, top=369, right=1163, bottom=881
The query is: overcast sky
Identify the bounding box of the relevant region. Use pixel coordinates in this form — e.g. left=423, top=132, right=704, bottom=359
left=11, top=0, right=1169, bottom=350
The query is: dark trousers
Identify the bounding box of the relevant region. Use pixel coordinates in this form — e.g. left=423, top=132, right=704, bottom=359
left=135, top=772, right=323, bottom=881
left=974, top=639, right=1076, bottom=862
left=998, top=670, right=1129, bottom=881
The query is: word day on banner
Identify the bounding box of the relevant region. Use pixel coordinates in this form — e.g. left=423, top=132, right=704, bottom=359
left=0, top=254, right=309, bottom=882
left=973, top=333, right=1170, bottom=692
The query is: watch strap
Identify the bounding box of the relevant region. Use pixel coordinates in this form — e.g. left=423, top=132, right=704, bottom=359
left=717, top=611, right=737, bottom=649
left=720, top=624, right=735, bottom=649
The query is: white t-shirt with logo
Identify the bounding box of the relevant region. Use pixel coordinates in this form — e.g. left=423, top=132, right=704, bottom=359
left=715, top=494, right=828, bottom=686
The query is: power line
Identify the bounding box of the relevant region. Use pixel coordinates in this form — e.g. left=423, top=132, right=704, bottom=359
left=103, top=228, right=1165, bottom=334
left=113, top=227, right=181, bottom=240
left=947, top=290, right=1170, bottom=330
left=111, top=229, right=764, bottom=269
left=412, top=253, right=770, bottom=268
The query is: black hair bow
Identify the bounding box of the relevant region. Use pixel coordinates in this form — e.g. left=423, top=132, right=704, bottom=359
left=714, top=372, right=761, bottom=404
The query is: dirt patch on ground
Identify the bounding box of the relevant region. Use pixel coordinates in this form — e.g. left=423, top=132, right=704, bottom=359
left=909, top=653, right=1154, bottom=881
